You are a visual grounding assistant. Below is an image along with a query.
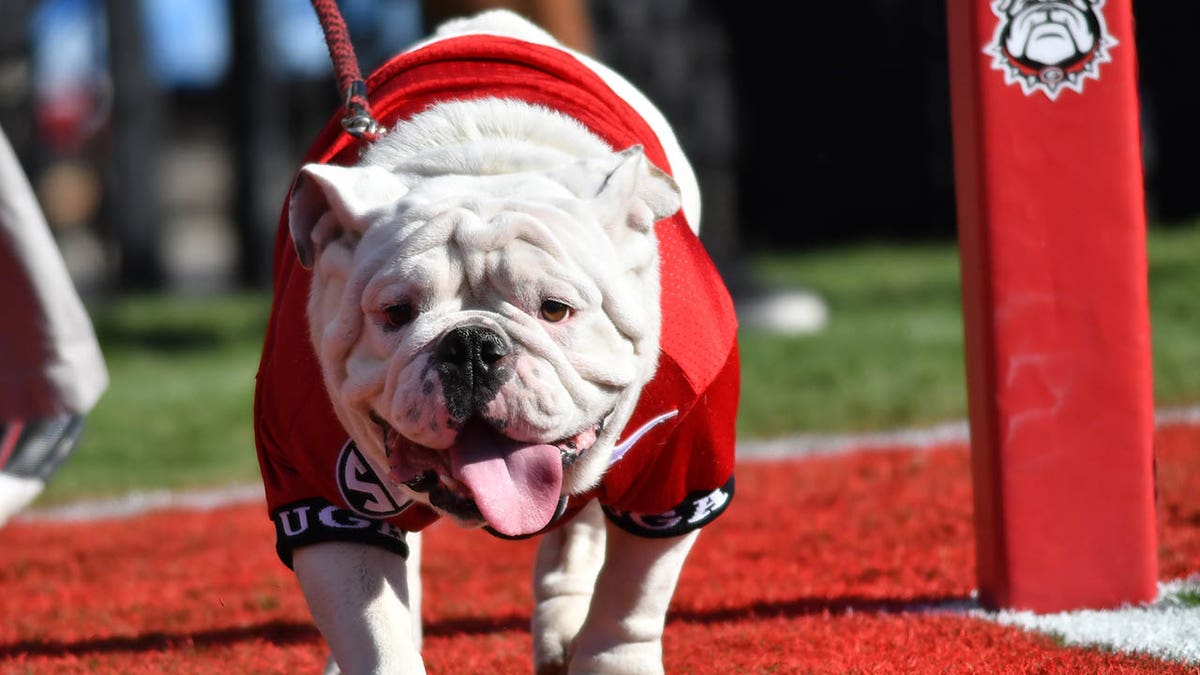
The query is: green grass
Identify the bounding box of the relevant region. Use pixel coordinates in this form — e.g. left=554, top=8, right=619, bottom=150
left=741, top=222, right=1200, bottom=437
left=1175, top=587, right=1200, bottom=608
left=40, top=293, right=270, bottom=503
left=740, top=240, right=969, bottom=437
left=36, top=222, right=1200, bottom=504
left=1145, top=223, right=1200, bottom=403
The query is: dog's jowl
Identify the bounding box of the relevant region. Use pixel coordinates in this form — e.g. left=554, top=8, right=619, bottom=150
left=254, top=9, right=738, bottom=674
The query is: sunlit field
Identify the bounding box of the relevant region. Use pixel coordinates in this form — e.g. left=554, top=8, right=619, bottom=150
left=38, top=222, right=1200, bottom=504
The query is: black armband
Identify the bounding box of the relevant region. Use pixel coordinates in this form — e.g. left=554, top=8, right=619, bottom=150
left=272, top=498, right=410, bottom=569
left=602, top=476, right=735, bottom=538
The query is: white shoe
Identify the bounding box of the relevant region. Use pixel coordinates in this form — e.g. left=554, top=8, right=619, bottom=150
left=0, top=414, right=86, bottom=524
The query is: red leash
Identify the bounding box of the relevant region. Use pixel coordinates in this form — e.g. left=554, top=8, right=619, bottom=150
left=309, top=0, right=385, bottom=140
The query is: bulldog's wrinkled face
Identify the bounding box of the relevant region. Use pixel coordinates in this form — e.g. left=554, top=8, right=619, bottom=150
left=1002, top=0, right=1098, bottom=68
left=288, top=146, right=680, bottom=537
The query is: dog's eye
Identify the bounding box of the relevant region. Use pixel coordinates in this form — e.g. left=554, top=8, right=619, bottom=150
left=539, top=299, right=571, bottom=323
left=382, top=303, right=414, bottom=331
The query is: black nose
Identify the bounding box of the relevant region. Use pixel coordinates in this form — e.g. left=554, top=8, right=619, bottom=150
left=434, top=326, right=511, bottom=420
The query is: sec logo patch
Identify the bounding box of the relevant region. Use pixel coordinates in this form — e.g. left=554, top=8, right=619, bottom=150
left=336, top=440, right=412, bottom=518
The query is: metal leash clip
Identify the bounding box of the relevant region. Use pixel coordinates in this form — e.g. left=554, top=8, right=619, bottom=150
left=340, top=81, right=385, bottom=140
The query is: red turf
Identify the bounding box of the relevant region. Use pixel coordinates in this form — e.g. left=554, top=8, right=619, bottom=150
left=2, top=425, right=1197, bottom=673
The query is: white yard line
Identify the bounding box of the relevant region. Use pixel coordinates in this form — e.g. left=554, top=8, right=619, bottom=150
left=8, top=407, right=1200, bottom=666
left=738, top=405, right=1200, bottom=666
left=737, top=403, right=1200, bottom=461
left=16, top=483, right=265, bottom=523
left=911, top=578, right=1200, bottom=666
left=974, top=577, right=1200, bottom=665
left=735, top=418, right=971, bottom=461
left=15, top=405, right=1200, bottom=521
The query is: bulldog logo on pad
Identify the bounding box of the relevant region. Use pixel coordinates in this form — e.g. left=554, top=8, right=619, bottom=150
left=985, top=0, right=1117, bottom=99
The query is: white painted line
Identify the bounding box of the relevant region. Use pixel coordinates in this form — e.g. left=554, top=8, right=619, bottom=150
left=880, top=578, right=1200, bottom=666
left=737, top=404, right=1200, bottom=461
left=975, top=577, right=1200, bottom=665
left=15, top=483, right=265, bottom=523
left=736, top=418, right=970, bottom=461
left=1157, top=406, right=1200, bottom=426
left=13, top=405, right=1200, bottom=525
left=8, top=416, right=1200, bottom=667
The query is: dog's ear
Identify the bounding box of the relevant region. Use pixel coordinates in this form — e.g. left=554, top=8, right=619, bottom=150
left=598, top=145, right=682, bottom=227
left=288, top=163, right=409, bottom=268
left=555, top=145, right=682, bottom=235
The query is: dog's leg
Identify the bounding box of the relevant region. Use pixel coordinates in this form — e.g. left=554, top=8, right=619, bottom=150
left=406, top=531, right=423, bottom=649
left=569, top=522, right=699, bottom=674
left=532, top=500, right=607, bottom=675
left=293, top=541, right=424, bottom=675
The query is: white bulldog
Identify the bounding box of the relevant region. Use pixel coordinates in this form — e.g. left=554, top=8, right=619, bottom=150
left=256, top=10, right=738, bottom=674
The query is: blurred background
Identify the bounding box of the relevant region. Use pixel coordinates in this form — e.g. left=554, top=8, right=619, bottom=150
left=1, top=0, right=1196, bottom=298
left=2, top=0, right=1197, bottom=503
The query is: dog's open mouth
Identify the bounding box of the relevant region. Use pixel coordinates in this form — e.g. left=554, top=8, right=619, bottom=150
left=369, top=412, right=598, bottom=536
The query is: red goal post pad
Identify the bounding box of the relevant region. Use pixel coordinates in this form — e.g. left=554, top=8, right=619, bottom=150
left=945, top=1, right=1157, bottom=612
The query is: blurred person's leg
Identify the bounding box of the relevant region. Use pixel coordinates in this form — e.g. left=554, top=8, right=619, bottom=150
left=421, top=0, right=594, bottom=54
left=0, top=124, right=108, bottom=523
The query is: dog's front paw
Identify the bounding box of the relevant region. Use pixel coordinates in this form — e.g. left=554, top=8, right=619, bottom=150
left=568, top=639, right=663, bottom=675
left=532, top=593, right=592, bottom=675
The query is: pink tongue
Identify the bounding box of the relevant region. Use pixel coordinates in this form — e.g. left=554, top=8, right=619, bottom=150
left=450, top=424, right=563, bottom=537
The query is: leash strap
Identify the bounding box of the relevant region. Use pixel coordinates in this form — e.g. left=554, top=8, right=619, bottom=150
left=309, top=0, right=385, bottom=140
